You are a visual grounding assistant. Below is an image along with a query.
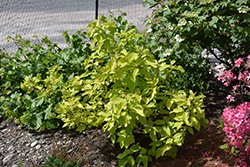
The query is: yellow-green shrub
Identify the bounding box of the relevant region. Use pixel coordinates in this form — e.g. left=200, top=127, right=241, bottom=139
left=21, top=16, right=209, bottom=167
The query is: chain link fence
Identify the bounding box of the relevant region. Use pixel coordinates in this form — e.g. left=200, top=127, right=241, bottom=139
left=0, top=0, right=152, bottom=51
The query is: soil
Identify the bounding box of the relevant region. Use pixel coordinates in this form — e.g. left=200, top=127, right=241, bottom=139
left=0, top=75, right=246, bottom=167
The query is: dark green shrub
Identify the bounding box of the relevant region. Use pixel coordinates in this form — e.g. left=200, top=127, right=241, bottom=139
left=0, top=31, right=92, bottom=131
left=142, top=0, right=249, bottom=94
left=143, top=0, right=213, bottom=95
left=143, top=0, right=250, bottom=68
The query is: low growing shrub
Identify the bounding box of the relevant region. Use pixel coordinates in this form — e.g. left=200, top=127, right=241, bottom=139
left=22, top=16, right=209, bottom=167
left=0, top=31, right=92, bottom=131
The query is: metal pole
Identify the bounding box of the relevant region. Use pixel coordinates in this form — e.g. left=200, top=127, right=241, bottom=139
left=0, top=49, right=2, bottom=87
left=95, top=0, right=98, bottom=20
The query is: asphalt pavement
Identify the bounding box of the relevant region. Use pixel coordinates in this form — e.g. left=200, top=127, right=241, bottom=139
left=0, top=0, right=151, bottom=51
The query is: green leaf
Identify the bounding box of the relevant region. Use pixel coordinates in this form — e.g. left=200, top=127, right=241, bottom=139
left=35, top=113, right=43, bottom=130
left=156, top=145, right=172, bottom=159
left=115, top=70, right=124, bottom=81
left=138, top=116, right=147, bottom=125
left=154, top=120, right=165, bottom=125
left=1, top=58, right=10, bottom=64
left=132, top=68, right=139, bottom=82
left=117, top=149, right=131, bottom=159
left=131, top=104, right=145, bottom=117
left=164, top=126, right=171, bottom=137
left=190, top=117, right=200, bottom=131
left=110, top=134, right=116, bottom=144
left=218, top=144, right=229, bottom=150
left=145, top=56, right=158, bottom=68
left=200, top=118, right=209, bottom=128
left=166, top=138, right=174, bottom=144
left=36, top=97, right=44, bottom=107
left=128, top=155, right=135, bottom=167
left=173, top=122, right=183, bottom=130
left=128, top=53, right=139, bottom=62
left=150, top=130, right=157, bottom=141
left=110, top=95, right=126, bottom=105
left=170, top=107, right=184, bottom=114
left=187, top=127, right=194, bottom=135
left=166, top=145, right=178, bottom=159
left=230, top=146, right=235, bottom=155
left=175, top=65, right=185, bottom=72
left=140, top=147, right=147, bottom=154
left=130, top=144, right=140, bottom=153
left=44, top=106, right=54, bottom=120
left=118, top=156, right=129, bottom=167
left=209, top=16, right=219, bottom=27
left=76, top=124, right=86, bottom=132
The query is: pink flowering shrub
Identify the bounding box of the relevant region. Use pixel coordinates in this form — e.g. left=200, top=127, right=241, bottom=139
left=218, top=56, right=250, bottom=166
left=222, top=103, right=250, bottom=148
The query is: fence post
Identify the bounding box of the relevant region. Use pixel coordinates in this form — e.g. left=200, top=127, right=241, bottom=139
left=95, top=0, right=99, bottom=20
left=0, top=49, right=2, bottom=87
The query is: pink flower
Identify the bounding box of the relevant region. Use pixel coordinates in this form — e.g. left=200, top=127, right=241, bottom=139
left=202, top=152, right=209, bottom=157
left=226, top=95, right=235, bottom=102
left=211, top=142, right=215, bottom=145
left=218, top=75, right=226, bottom=82
left=238, top=72, right=245, bottom=81
left=233, top=84, right=240, bottom=90
left=209, top=122, right=214, bottom=126
left=206, top=128, right=211, bottom=132
left=245, top=146, right=250, bottom=152
left=214, top=162, right=219, bottom=166
left=240, top=161, right=248, bottom=167
left=193, top=146, right=199, bottom=150
left=185, top=146, right=191, bottom=150
left=223, top=70, right=236, bottom=80
left=235, top=58, right=244, bottom=67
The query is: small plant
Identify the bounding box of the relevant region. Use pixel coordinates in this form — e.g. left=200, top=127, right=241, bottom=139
left=218, top=56, right=250, bottom=167
left=18, top=148, right=24, bottom=167
left=28, top=133, right=88, bottom=167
